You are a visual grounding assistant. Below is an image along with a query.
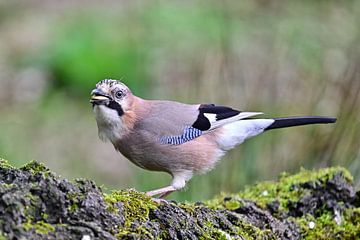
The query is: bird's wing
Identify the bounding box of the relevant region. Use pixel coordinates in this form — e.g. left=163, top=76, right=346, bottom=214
left=135, top=101, right=263, bottom=145
left=192, top=104, right=262, bottom=131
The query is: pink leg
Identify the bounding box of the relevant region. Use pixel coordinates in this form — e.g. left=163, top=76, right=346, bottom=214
left=146, top=185, right=176, bottom=197
left=158, top=189, right=175, bottom=199
left=146, top=172, right=192, bottom=199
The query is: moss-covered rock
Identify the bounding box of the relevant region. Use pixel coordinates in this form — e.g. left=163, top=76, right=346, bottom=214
left=0, top=159, right=359, bottom=239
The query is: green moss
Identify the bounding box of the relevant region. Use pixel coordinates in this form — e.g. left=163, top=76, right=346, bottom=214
left=22, top=220, right=55, bottom=235
left=177, top=202, right=197, bottom=213
left=24, top=192, right=42, bottom=218
left=199, top=221, right=215, bottom=239
left=21, top=192, right=57, bottom=235
left=294, top=208, right=360, bottom=239
left=204, top=167, right=357, bottom=239
left=207, top=167, right=352, bottom=214
left=0, top=158, right=14, bottom=169
left=20, top=161, right=51, bottom=176
left=199, top=210, right=276, bottom=239
left=224, top=197, right=243, bottom=211
left=207, top=229, right=233, bottom=240
left=278, top=166, right=353, bottom=185
left=201, top=221, right=233, bottom=240
left=233, top=218, right=276, bottom=240
left=41, top=212, right=49, bottom=220
left=103, top=189, right=157, bottom=238
left=0, top=231, right=6, bottom=240
left=1, top=183, right=15, bottom=189
left=66, top=192, right=83, bottom=212
left=69, top=203, right=79, bottom=212
left=104, top=189, right=157, bottom=223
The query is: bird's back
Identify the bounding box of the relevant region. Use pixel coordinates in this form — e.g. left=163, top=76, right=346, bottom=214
left=113, top=99, right=223, bottom=174
left=135, top=100, right=199, bottom=136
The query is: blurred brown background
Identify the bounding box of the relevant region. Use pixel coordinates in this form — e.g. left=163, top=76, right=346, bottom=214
left=0, top=0, right=359, bottom=201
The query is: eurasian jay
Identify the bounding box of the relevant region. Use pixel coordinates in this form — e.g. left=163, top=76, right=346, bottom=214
left=90, top=79, right=336, bottom=198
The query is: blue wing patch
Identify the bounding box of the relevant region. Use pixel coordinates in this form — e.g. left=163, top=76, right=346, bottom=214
left=160, top=126, right=202, bottom=145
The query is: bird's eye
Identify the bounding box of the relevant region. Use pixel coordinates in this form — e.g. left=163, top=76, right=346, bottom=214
left=115, top=90, right=124, bottom=99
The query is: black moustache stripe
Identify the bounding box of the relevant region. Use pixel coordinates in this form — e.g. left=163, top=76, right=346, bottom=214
left=108, top=101, right=124, bottom=117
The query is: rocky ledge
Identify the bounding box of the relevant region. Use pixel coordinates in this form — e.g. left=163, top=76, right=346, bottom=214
left=0, top=159, right=359, bottom=239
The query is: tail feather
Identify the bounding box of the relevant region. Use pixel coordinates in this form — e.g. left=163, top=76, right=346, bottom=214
left=265, top=116, right=337, bottom=130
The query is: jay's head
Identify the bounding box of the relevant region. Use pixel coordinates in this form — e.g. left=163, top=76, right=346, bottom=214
left=90, top=79, right=133, bottom=118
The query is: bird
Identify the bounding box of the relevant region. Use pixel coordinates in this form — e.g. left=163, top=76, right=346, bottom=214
left=90, top=79, right=336, bottom=198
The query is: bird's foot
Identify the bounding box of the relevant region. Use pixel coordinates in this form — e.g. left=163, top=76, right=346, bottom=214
left=146, top=185, right=176, bottom=198
left=151, top=198, right=170, bottom=204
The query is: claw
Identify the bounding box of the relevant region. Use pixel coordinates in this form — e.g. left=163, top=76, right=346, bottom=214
left=151, top=198, right=169, bottom=204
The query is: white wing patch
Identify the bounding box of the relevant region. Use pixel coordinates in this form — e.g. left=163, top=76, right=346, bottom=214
left=204, top=111, right=263, bottom=131
left=203, top=113, right=217, bottom=123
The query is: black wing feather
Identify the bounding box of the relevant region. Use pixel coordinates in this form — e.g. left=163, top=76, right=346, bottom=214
left=192, top=104, right=241, bottom=131
left=192, top=114, right=211, bottom=131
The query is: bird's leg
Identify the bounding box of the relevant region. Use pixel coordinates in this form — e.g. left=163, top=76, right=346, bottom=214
left=158, top=189, right=175, bottom=199
left=146, top=185, right=176, bottom=198
left=146, top=171, right=192, bottom=200
left=146, top=186, right=176, bottom=204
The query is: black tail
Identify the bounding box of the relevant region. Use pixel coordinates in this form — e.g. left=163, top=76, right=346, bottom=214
left=265, top=116, right=337, bottom=130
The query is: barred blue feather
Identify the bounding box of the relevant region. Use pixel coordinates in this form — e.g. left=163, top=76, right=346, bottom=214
left=160, top=126, right=202, bottom=145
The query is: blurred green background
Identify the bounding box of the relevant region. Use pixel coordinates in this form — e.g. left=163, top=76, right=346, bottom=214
left=0, top=0, right=359, bottom=201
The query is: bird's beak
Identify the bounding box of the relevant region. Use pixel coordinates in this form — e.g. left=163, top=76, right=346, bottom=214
left=90, top=89, right=111, bottom=104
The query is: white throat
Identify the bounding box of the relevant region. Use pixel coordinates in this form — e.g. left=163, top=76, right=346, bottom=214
left=93, top=105, right=127, bottom=143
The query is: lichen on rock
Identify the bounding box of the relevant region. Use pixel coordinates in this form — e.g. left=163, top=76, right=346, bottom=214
left=0, top=159, right=359, bottom=239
